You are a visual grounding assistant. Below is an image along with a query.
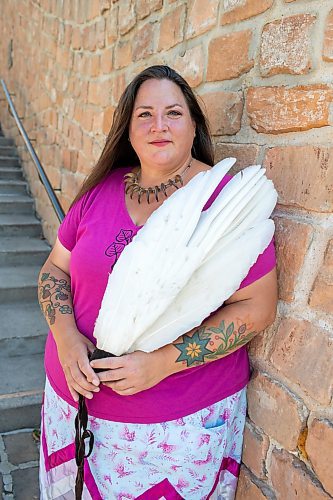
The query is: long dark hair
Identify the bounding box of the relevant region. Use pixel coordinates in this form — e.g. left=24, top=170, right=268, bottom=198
left=72, top=65, right=214, bottom=204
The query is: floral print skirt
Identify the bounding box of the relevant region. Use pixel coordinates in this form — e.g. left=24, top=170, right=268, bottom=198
left=39, top=377, right=246, bottom=500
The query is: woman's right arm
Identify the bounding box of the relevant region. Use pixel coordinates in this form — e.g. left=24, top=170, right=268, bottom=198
left=38, top=237, right=100, bottom=401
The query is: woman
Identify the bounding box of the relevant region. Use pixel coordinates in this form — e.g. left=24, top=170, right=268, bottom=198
left=38, top=65, right=278, bottom=499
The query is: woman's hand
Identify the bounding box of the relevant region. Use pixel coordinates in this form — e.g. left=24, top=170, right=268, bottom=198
left=90, top=350, right=169, bottom=396
left=56, top=330, right=100, bottom=402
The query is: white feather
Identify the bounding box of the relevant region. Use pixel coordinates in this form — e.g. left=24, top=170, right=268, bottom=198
left=93, top=159, right=277, bottom=356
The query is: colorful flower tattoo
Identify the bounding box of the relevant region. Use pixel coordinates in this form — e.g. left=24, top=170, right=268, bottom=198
left=174, top=320, right=257, bottom=367
left=38, top=273, right=72, bottom=325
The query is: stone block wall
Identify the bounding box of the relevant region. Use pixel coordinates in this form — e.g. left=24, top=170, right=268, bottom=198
left=0, top=0, right=332, bottom=497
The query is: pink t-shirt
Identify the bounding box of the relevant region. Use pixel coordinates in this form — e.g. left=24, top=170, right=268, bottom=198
left=44, top=167, right=276, bottom=423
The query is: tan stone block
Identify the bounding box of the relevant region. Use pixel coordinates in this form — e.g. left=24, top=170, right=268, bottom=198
left=270, top=448, right=330, bottom=499
left=100, top=47, right=113, bottom=74
left=214, top=143, right=259, bottom=170
left=207, top=30, right=254, bottom=81
left=136, top=0, right=162, bottom=20
left=111, top=73, right=126, bottom=105
left=273, top=217, right=312, bottom=302
left=247, top=371, right=307, bottom=450
left=88, top=55, right=101, bottom=78
left=102, top=105, right=115, bottom=135
left=106, top=5, right=118, bottom=44
left=306, top=418, right=333, bottom=496
left=133, top=22, right=155, bottom=61
left=88, top=80, right=112, bottom=107
left=247, top=85, right=333, bottom=134
left=82, top=134, right=94, bottom=159
left=186, top=0, right=219, bottom=39
left=114, top=39, right=132, bottom=69
left=173, top=45, right=204, bottom=87
left=260, top=15, right=316, bottom=77
left=236, top=467, right=266, bottom=500
left=158, top=5, right=185, bottom=51
left=119, top=0, right=136, bottom=35
left=96, top=17, right=106, bottom=49
left=263, top=145, right=333, bottom=212
left=323, top=9, right=333, bottom=62
left=71, top=27, right=82, bottom=50
left=199, top=91, right=243, bottom=136
left=221, top=0, right=273, bottom=25
left=242, top=422, right=269, bottom=479
left=309, top=271, right=333, bottom=314
left=269, top=318, right=333, bottom=405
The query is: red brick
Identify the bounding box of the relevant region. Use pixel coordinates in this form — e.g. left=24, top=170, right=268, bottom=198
left=260, top=15, right=316, bottom=77
left=242, top=422, right=269, bottom=479
left=186, top=0, right=219, bottom=39
left=96, top=17, right=106, bottom=49
left=207, top=31, right=254, bottom=81
left=106, top=5, right=118, bottom=44
left=214, top=143, right=259, bottom=171
left=136, top=0, right=162, bottom=20
left=236, top=467, right=266, bottom=500
left=114, top=39, right=132, bottom=69
left=200, top=91, right=243, bottom=136
left=270, top=448, right=330, bottom=499
left=87, top=54, right=101, bottom=78
left=323, top=9, right=333, bottom=62
left=263, top=146, right=333, bottom=212
left=269, top=319, right=333, bottom=405
left=119, top=0, right=136, bottom=35
left=158, top=5, right=185, bottom=51
left=102, top=105, right=115, bottom=135
left=133, top=22, right=155, bottom=61
left=273, top=218, right=312, bottom=302
left=71, top=27, right=82, bottom=50
left=173, top=45, right=204, bottom=88
left=309, top=240, right=333, bottom=314
left=247, top=85, right=333, bottom=134
left=247, top=372, right=307, bottom=450
left=111, top=73, right=126, bottom=105
left=306, top=418, right=333, bottom=496
left=221, top=0, right=273, bottom=25
left=100, top=46, right=113, bottom=74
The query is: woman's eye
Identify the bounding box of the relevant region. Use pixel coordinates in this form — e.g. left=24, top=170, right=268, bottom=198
left=168, top=110, right=182, bottom=116
left=138, top=111, right=151, bottom=118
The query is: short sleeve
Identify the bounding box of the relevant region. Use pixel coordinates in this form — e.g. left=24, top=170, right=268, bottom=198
left=238, top=238, right=276, bottom=289
left=58, top=194, right=88, bottom=251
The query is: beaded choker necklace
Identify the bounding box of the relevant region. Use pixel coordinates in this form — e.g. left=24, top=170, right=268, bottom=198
left=124, top=159, right=193, bottom=204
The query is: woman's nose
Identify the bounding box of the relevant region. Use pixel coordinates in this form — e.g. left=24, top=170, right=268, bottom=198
left=151, top=114, right=168, bottom=132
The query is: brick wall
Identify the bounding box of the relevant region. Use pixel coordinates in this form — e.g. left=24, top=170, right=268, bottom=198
left=0, top=0, right=332, bottom=497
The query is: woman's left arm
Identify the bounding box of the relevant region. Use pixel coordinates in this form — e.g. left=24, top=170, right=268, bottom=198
left=91, top=267, right=278, bottom=395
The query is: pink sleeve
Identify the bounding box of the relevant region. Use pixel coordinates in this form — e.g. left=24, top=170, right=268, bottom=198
left=238, top=239, right=276, bottom=289
left=204, top=173, right=276, bottom=290
left=58, top=195, right=87, bottom=251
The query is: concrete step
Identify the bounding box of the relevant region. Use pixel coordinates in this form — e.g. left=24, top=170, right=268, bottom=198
left=0, top=390, right=44, bottom=432
left=0, top=179, right=27, bottom=195
left=0, top=236, right=50, bottom=265
left=0, top=156, right=20, bottom=168
left=0, top=194, right=34, bottom=213
left=0, top=166, right=23, bottom=180
left=0, top=137, right=14, bottom=146
left=0, top=145, right=18, bottom=157
left=0, top=302, right=47, bottom=342
left=0, top=266, right=40, bottom=303
left=0, top=214, right=42, bottom=237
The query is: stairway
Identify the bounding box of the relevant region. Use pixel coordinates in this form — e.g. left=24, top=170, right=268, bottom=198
left=0, top=130, right=50, bottom=432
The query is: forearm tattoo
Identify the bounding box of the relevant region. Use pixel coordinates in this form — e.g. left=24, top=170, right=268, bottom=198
left=38, top=273, right=72, bottom=325
left=174, top=320, right=257, bottom=367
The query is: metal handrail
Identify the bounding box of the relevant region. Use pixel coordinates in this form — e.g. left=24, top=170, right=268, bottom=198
left=0, top=79, right=64, bottom=222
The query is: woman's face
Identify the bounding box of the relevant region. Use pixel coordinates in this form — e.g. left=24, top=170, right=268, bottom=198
left=129, top=78, right=196, bottom=170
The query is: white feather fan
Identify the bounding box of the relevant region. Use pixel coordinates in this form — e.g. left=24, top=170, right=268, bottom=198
left=93, top=158, right=277, bottom=355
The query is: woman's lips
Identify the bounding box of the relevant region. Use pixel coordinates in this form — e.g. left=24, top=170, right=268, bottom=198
left=150, top=141, right=171, bottom=147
